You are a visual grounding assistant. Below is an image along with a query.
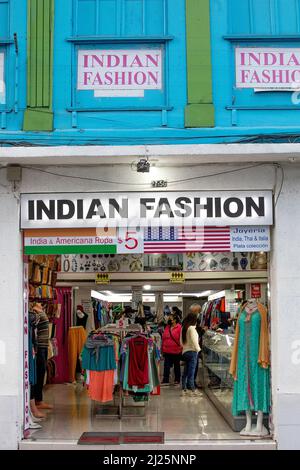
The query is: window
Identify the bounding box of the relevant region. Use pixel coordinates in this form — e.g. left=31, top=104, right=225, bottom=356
left=54, top=0, right=186, bottom=129
left=211, top=0, right=300, bottom=128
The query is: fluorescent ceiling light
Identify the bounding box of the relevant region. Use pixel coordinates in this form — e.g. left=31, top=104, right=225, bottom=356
left=180, top=291, right=213, bottom=298
left=197, top=290, right=214, bottom=298
left=91, top=290, right=182, bottom=304
left=208, top=290, right=226, bottom=301
left=143, top=285, right=152, bottom=291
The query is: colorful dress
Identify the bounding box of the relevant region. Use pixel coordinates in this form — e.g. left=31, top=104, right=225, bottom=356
left=232, top=310, right=270, bottom=416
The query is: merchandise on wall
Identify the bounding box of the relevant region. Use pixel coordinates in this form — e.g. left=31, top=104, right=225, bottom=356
left=144, top=254, right=183, bottom=272
left=61, top=254, right=144, bottom=273
left=183, top=252, right=266, bottom=272
left=61, top=252, right=268, bottom=274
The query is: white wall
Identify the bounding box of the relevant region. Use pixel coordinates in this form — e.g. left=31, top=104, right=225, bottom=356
left=0, top=160, right=300, bottom=448
left=0, top=176, right=23, bottom=449
left=270, top=165, right=300, bottom=449
left=19, top=162, right=276, bottom=193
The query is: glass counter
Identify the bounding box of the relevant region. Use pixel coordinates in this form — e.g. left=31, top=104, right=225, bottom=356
left=201, top=330, right=245, bottom=432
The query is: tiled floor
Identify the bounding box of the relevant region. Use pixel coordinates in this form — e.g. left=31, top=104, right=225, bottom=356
left=29, top=383, right=246, bottom=441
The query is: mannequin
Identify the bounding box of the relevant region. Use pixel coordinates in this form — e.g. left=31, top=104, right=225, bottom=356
left=76, top=305, right=88, bottom=329
left=230, top=299, right=270, bottom=437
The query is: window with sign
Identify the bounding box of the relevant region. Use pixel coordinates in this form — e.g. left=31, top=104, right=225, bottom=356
left=211, top=0, right=300, bottom=128
left=54, top=0, right=186, bottom=129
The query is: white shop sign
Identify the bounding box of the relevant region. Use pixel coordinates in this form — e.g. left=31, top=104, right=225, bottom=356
left=20, top=191, right=273, bottom=229
left=77, top=49, right=162, bottom=98
left=236, top=47, right=300, bottom=90
left=230, top=226, right=270, bottom=252
left=0, top=52, right=5, bottom=104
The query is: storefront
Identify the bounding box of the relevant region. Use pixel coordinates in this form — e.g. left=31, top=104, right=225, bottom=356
left=19, top=185, right=275, bottom=446
left=2, top=147, right=300, bottom=450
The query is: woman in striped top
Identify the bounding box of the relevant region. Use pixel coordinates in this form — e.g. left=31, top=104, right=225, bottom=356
left=32, top=302, right=53, bottom=410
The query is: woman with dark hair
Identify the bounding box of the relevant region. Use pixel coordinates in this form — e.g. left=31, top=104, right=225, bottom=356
left=171, top=306, right=182, bottom=321
left=180, top=307, right=201, bottom=397
left=161, top=313, right=182, bottom=385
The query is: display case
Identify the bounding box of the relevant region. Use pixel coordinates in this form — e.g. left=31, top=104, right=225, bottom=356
left=201, top=330, right=245, bottom=432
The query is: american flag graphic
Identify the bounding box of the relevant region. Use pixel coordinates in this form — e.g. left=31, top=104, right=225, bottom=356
left=144, top=227, right=231, bottom=253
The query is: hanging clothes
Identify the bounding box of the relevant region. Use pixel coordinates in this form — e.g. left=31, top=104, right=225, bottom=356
left=29, top=312, right=38, bottom=386
left=81, top=334, right=116, bottom=372
left=88, top=370, right=115, bottom=403
left=68, top=326, right=87, bottom=382
left=121, top=334, right=159, bottom=393
left=128, top=335, right=149, bottom=388
left=230, top=305, right=270, bottom=416
left=82, top=331, right=118, bottom=403
left=52, top=287, right=72, bottom=384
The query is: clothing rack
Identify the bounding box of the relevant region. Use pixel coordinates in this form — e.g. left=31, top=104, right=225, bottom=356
left=92, top=324, right=148, bottom=420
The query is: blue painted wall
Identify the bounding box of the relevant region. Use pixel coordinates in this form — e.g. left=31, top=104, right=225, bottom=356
left=2, top=0, right=300, bottom=145
left=53, top=0, right=187, bottom=133
left=211, top=0, right=300, bottom=132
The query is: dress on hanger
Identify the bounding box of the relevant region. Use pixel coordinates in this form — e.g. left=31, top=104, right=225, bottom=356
left=231, top=307, right=270, bottom=416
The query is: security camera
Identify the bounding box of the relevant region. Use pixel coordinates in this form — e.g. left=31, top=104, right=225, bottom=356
left=136, top=158, right=150, bottom=173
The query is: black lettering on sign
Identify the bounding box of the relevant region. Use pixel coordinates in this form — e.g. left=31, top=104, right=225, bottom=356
left=174, top=197, right=192, bottom=217
left=28, top=201, right=35, bottom=220
left=246, top=197, right=265, bottom=217
left=57, top=200, right=75, bottom=220
left=36, top=200, right=55, bottom=220
left=194, top=198, right=213, bottom=218
left=109, top=198, right=128, bottom=218
left=154, top=198, right=174, bottom=218
left=140, top=198, right=155, bottom=217
left=77, top=199, right=84, bottom=219
left=214, top=197, right=222, bottom=217
left=86, top=199, right=106, bottom=219
left=223, top=198, right=244, bottom=218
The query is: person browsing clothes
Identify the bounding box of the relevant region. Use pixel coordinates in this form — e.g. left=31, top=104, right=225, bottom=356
left=161, top=313, right=182, bottom=385
left=180, top=305, right=201, bottom=397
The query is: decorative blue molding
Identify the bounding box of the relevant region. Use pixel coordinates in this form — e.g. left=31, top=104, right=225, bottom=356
left=66, top=106, right=173, bottom=112
left=226, top=105, right=300, bottom=111
left=0, top=38, right=13, bottom=44
left=66, top=36, right=174, bottom=44
left=224, top=35, right=300, bottom=42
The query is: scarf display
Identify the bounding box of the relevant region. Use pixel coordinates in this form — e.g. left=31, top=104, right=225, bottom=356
left=229, top=302, right=270, bottom=380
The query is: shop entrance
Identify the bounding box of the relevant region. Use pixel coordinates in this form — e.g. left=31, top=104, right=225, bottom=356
left=23, top=248, right=272, bottom=444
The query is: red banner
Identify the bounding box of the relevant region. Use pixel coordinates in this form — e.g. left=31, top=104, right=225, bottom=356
left=251, top=283, right=262, bottom=299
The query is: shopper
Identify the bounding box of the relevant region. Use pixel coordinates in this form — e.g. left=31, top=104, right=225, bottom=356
left=180, top=305, right=201, bottom=397
left=171, top=306, right=183, bottom=322
left=161, top=313, right=182, bottom=385
left=32, top=302, right=53, bottom=410
left=194, top=316, right=206, bottom=389
left=28, top=307, right=46, bottom=421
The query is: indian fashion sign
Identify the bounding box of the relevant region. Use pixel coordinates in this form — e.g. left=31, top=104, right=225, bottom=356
left=77, top=48, right=162, bottom=97
left=20, top=191, right=273, bottom=229
left=236, top=47, right=300, bottom=89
